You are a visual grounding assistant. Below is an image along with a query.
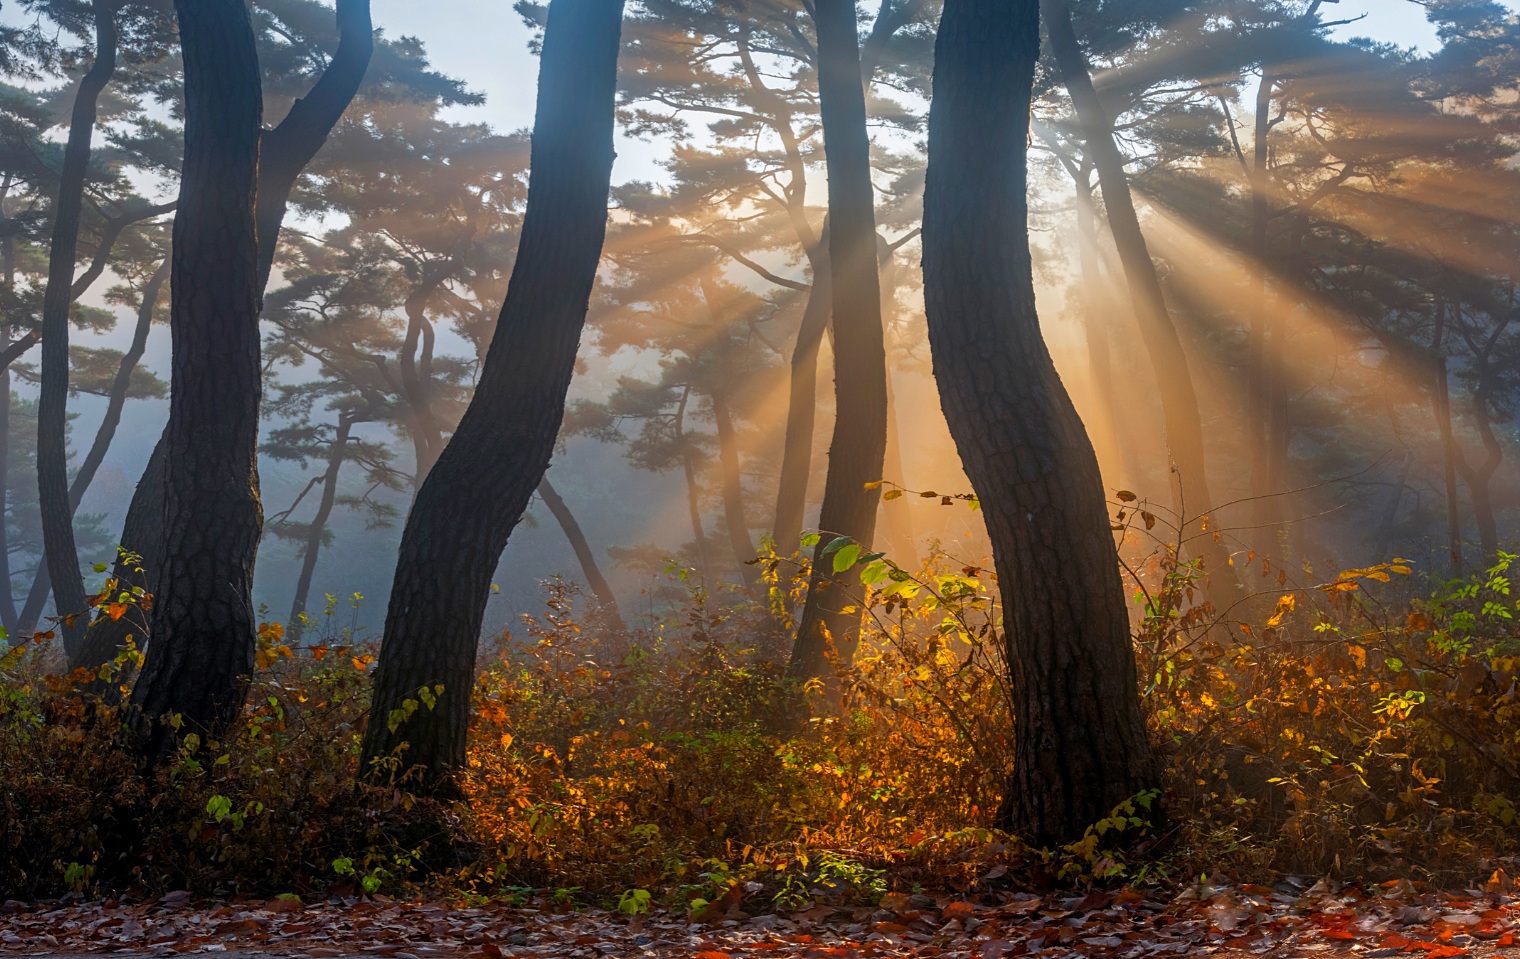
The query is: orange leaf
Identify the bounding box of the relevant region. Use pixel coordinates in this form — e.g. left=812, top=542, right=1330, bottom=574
left=107, top=602, right=128, bottom=622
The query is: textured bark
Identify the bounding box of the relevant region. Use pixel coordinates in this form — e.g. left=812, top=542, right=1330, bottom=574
left=24, top=260, right=167, bottom=632
left=255, top=0, right=373, bottom=296
left=772, top=237, right=830, bottom=558
left=1043, top=0, right=1234, bottom=586
left=922, top=0, right=1155, bottom=849
left=74, top=1, right=375, bottom=674
left=288, top=416, right=353, bottom=645
left=69, top=439, right=164, bottom=673
left=536, top=476, right=622, bottom=628
left=37, top=1, right=119, bottom=656
left=131, top=0, right=265, bottom=760
left=787, top=0, right=889, bottom=683
left=359, top=0, right=624, bottom=790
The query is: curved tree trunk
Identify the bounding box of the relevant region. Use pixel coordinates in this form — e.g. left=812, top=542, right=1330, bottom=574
left=288, top=416, right=353, bottom=645
left=536, top=476, right=623, bottom=628
left=37, top=2, right=119, bottom=656
left=73, top=1, right=375, bottom=676
left=69, top=439, right=165, bottom=675
left=1043, top=0, right=1235, bottom=588
left=255, top=0, right=373, bottom=296
left=923, top=0, right=1154, bottom=849
left=787, top=0, right=889, bottom=684
left=359, top=0, right=625, bottom=791
left=131, top=0, right=265, bottom=761
left=772, top=238, right=829, bottom=558
left=24, top=260, right=168, bottom=630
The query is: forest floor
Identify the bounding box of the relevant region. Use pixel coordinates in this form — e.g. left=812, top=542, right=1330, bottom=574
left=7, top=881, right=1520, bottom=959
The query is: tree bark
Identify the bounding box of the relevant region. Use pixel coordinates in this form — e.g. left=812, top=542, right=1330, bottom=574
left=787, top=0, right=889, bottom=684
left=1043, top=0, right=1234, bottom=588
left=37, top=0, right=119, bottom=656
left=772, top=236, right=829, bottom=558
left=359, top=0, right=624, bottom=791
left=130, top=0, right=265, bottom=761
left=923, top=0, right=1155, bottom=849
left=288, top=416, right=353, bottom=645
left=536, top=476, right=623, bottom=628
left=73, top=1, right=376, bottom=675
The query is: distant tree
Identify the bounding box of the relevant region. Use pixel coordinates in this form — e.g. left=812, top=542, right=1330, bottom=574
left=786, top=0, right=888, bottom=687
left=361, top=0, right=625, bottom=790
left=923, top=0, right=1154, bottom=848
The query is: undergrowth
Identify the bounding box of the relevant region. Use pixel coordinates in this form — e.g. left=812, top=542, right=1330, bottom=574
left=4, top=529, right=1520, bottom=905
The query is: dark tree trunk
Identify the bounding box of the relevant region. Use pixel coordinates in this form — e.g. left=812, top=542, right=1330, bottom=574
left=788, top=0, right=889, bottom=683
left=0, top=232, right=20, bottom=639
left=922, top=0, right=1155, bottom=850
left=68, top=439, right=164, bottom=673
left=288, top=416, right=353, bottom=645
left=1043, top=0, right=1235, bottom=588
left=772, top=238, right=829, bottom=558
left=73, top=1, right=375, bottom=675
left=23, top=260, right=167, bottom=630
left=37, top=2, right=119, bottom=656
left=0, top=366, right=15, bottom=640
left=677, top=386, right=712, bottom=572
left=130, top=0, right=265, bottom=761
left=359, top=0, right=624, bottom=791
left=536, top=476, right=623, bottom=628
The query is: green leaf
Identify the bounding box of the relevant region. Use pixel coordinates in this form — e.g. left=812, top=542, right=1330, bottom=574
left=832, top=543, right=862, bottom=573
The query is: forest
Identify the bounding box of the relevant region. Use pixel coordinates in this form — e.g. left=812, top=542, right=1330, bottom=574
left=5, top=0, right=1520, bottom=956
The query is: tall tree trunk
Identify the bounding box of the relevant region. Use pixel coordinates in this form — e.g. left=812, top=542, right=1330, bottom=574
left=1431, top=301, right=1464, bottom=577
left=0, top=230, right=19, bottom=639
left=922, top=0, right=1154, bottom=850
left=0, top=366, right=15, bottom=641
left=73, top=1, right=375, bottom=675
left=1247, top=73, right=1276, bottom=538
left=22, top=260, right=168, bottom=629
left=288, top=416, right=353, bottom=645
left=677, top=385, right=711, bottom=572
left=1073, top=184, right=1124, bottom=482
left=787, top=0, right=889, bottom=684
left=1454, top=309, right=1509, bottom=563
left=131, top=0, right=265, bottom=761
left=1043, top=0, right=1234, bottom=588
left=37, top=1, right=119, bottom=656
left=772, top=237, right=829, bottom=557
left=876, top=233, right=917, bottom=567
left=536, top=476, right=623, bottom=627
left=359, top=0, right=624, bottom=791
left=700, top=273, right=759, bottom=587
left=401, top=274, right=447, bottom=482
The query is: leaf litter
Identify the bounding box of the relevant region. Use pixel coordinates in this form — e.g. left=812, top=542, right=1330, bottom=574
left=8, top=877, right=1520, bottom=958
